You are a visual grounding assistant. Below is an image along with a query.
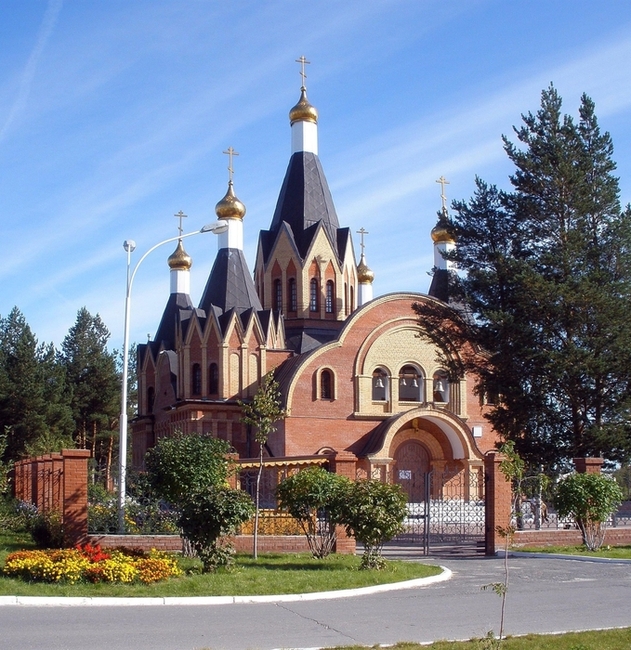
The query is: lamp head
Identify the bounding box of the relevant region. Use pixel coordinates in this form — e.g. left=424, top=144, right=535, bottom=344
left=123, top=240, right=136, bottom=253
left=201, top=220, right=229, bottom=234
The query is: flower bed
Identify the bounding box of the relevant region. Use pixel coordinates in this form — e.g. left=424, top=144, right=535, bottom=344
left=3, top=543, right=181, bottom=584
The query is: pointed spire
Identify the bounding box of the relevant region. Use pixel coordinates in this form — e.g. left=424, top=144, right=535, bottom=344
left=431, top=176, right=455, bottom=245
left=215, top=148, right=246, bottom=221
left=429, top=177, right=456, bottom=302
left=356, top=228, right=374, bottom=306
left=289, top=56, right=318, bottom=154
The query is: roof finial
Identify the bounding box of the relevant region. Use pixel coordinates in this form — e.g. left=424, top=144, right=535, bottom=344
left=356, top=227, right=369, bottom=255
left=436, top=176, right=450, bottom=216
left=174, top=210, right=187, bottom=237
left=295, top=55, right=310, bottom=90
left=223, top=146, right=239, bottom=184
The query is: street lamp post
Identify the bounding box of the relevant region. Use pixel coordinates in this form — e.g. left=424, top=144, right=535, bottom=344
left=118, top=220, right=228, bottom=533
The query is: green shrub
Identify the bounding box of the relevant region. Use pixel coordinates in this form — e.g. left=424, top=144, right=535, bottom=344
left=178, top=486, right=254, bottom=572
left=336, top=479, right=408, bottom=570
left=276, top=467, right=351, bottom=559
left=30, top=511, right=65, bottom=549
left=554, top=472, right=623, bottom=551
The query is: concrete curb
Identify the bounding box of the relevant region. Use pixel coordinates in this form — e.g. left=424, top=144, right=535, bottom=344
left=0, top=566, right=452, bottom=607
left=500, top=549, right=631, bottom=564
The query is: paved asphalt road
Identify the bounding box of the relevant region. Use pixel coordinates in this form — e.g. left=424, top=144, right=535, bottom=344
left=1, top=553, right=630, bottom=650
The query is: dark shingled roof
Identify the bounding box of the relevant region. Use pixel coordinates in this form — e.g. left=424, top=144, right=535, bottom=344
left=428, top=268, right=450, bottom=303
left=284, top=327, right=340, bottom=354
left=153, top=293, right=195, bottom=350
left=261, top=152, right=341, bottom=262
left=198, top=248, right=262, bottom=315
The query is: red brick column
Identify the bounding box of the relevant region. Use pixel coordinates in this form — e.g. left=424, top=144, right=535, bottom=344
left=61, top=449, right=91, bottom=546
left=34, top=456, right=46, bottom=511
left=11, top=461, right=24, bottom=501
left=51, top=453, right=64, bottom=512
left=573, top=457, right=603, bottom=474
left=331, top=452, right=357, bottom=555
left=484, top=452, right=512, bottom=556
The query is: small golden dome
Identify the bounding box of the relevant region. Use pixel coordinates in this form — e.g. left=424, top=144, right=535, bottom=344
left=215, top=181, right=246, bottom=220
left=289, top=87, right=318, bottom=125
left=168, top=239, right=192, bottom=271
left=357, top=254, right=374, bottom=284
left=431, top=220, right=455, bottom=244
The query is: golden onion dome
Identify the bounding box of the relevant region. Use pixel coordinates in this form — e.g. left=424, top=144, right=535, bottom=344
left=289, top=87, right=318, bottom=125
left=215, top=181, right=246, bottom=220
left=357, top=254, right=374, bottom=284
left=167, top=239, right=192, bottom=271
left=431, top=220, right=455, bottom=244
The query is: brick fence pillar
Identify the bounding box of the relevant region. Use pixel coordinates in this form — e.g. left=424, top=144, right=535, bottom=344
left=330, top=452, right=357, bottom=555
left=484, top=452, right=512, bottom=556
left=573, top=457, right=603, bottom=474
left=51, top=453, right=64, bottom=513
left=61, top=449, right=91, bottom=546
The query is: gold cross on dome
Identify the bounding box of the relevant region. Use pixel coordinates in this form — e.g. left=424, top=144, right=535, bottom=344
left=223, top=147, right=239, bottom=183
left=356, top=227, right=369, bottom=255
left=295, top=55, right=310, bottom=88
left=174, top=210, right=187, bottom=236
left=436, top=176, right=450, bottom=214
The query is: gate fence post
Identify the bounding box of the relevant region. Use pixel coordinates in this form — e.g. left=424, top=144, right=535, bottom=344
left=61, top=449, right=91, bottom=546
left=484, top=452, right=512, bottom=556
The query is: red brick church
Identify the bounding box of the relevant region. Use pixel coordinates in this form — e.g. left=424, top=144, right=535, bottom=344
left=131, top=70, right=498, bottom=502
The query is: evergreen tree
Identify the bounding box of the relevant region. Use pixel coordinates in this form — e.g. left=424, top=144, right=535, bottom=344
left=60, top=308, right=120, bottom=482
left=24, top=343, right=74, bottom=457
left=414, top=86, right=631, bottom=469
left=0, top=308, right=72, bottom=461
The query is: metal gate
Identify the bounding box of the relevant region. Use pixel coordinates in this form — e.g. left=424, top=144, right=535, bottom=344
left=394, top=464, right=485, bottom=552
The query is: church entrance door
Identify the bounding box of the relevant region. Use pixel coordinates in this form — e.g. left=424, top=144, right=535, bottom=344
left=392, top=440, right=485, bottom=553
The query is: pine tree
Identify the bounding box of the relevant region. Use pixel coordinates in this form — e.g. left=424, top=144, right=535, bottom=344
left=60, top=308, right=120, bottom=483
left=0, top=308, right=73, bottom=460
left=415, top=86, right=631, bottom=469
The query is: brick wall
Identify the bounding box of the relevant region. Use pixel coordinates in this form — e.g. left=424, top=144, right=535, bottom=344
left=513, top=527, right=631, bottom=547
left=12, top=449, right=91, bottom=546
left=88, top=534, right=316, bottom=554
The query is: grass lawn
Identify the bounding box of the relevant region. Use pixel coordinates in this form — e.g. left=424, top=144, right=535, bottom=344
left=513, top=544, right=631, bottom=560
left=0, top=531, right=441, bottom=597
left=333, top=628, right=631, bottom=649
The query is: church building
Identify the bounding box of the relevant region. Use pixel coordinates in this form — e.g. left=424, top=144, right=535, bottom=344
left=131, top=65, right=498, bottom=503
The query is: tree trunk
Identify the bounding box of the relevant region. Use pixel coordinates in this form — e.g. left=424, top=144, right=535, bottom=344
left=105, top=433, right=113, bottom=491
left=253, top=442, right=263, bottom=560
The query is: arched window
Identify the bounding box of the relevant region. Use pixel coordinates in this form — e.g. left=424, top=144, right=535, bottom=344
left=309, top=278, right=319, bottom=312
left=192, top=363, right=202, bottom=396
left=399, top=365, right=422, bottom=402
left=288, top=278, right=297, bottom=312
left=273, top=278, right=282, bottom=312
left=350, top=285, right=355, bottom=313
left=208, top=362, right=219, bottom=395
left=320, top=369, right=334, bottom=399
left=433, top=370, right=449, bottom=403
left=325, top=280, right=334, bottom=314
left=372, top=368, right=388, bottom=401
left=147, top=387, right=155, bottom=414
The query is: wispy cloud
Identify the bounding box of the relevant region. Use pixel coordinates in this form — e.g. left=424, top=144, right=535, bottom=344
left=0, top=0, right=63, bottom=143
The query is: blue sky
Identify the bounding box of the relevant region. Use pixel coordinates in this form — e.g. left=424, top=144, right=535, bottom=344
left=2, top=0, right=631, bottom=351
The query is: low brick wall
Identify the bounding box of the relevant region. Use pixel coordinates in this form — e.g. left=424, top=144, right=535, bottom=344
left=513, top=527, right=631, bottom=548
left=87, top=534, right=340, bottom=554
left=88, top=535, right=184, bottom=552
